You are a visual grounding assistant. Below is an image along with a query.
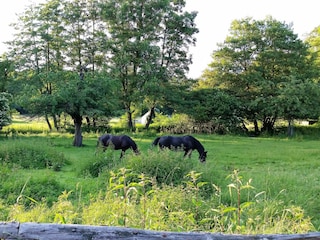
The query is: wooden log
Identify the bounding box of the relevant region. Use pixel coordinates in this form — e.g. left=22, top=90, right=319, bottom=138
left=1, top=222, right=320, bottom=240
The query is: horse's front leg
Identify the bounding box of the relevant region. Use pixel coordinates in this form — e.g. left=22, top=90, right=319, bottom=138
left=120, top=150, right=125, bottom=159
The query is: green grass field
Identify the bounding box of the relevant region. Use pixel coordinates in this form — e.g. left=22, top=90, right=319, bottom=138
left=1, top=119, right=320, bottom=233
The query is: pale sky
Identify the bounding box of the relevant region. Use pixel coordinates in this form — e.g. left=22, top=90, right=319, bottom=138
left=1, top=0, right=319, bottom=78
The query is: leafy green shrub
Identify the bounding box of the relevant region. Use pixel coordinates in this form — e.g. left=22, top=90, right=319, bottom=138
left=0, top=175, right=66, bottom=207
left=81, top=150, right=124, bottom=177
left=126, top=149, right=195, bottom=186
left=0, top=200, right=9, bottom=221
left=0, top=139, right=68, bottom=171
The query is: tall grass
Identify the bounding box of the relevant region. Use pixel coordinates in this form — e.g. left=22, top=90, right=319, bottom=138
left=1, top=117, right=320, bottom=233
left=4, top=168, right=314, bottom=233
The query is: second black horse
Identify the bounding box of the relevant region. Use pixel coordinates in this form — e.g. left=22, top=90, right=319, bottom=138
left=152, top=135, right=207, bottom=163
left=97, top=134, right=140, bottom=158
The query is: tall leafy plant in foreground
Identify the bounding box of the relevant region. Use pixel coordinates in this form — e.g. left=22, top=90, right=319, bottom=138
left=5, top=167, right=314, bottom=234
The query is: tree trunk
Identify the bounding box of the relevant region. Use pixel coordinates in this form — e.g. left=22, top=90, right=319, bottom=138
left=93, top=117, right=96, bottom=128
left=127, top=111, right=134, bottom=131
left=253, top=119, right=259, bottom=135
left=144, top=107, right=155, bottom=129
left=241, top=121, right=249, bottom=132
left=86, top=116, right=90, bottom=126
left=72, top=114, right=83, bottom=147
left=45, top=113, right=52, bottom=131
left=262, top=116, right=276, bottom=134
left=287, top=119, right=294, bottom=137
left=52, top=114, right=59, bottom=131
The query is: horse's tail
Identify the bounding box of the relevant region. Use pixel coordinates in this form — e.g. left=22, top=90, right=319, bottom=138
left=152, top=137, right=161, bottom=146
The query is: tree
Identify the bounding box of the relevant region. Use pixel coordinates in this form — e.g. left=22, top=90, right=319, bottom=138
left=179, top=88, right=241, bottom=130
left=101, top=0, right=198, bottom=130
left=7, top=0, right=65, bottom=129
left=0, top=57, right=13, bottom=93
left=6, top=0, right=117, bottom=146
left=201, top=16, right=316, bottom=134
left=0, top=92, right=12, bottom=130
left=305, top=26, right=320, bottom=68
left=55, top=72, right=120, bottom=146
left=277, top=78, right=320, bottom=136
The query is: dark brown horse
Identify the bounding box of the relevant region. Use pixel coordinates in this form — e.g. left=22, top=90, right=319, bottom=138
left=97, top=134, right=140, bottom=158
left=152, top=135, right=207, bottom=163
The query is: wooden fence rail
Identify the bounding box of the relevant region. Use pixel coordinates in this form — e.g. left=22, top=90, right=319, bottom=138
left=1, top=222, right=320, bottom=240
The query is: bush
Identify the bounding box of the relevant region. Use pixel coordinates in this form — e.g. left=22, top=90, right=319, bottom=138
left=0, top=175, right=66, bottom=207
left=0, top=139, right=68, bottom=171
left=81, top=149, right=125, bottom=178
left=126, top=149, right=195, bottom=186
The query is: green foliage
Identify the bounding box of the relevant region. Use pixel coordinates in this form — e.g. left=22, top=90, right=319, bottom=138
left=0, top=139, right=68, bottom=171
left=126, top=149, right=195, bottom=186
left=151, top=113, right=192, bottom=134
left=82, top=150, right=122, bottom=178
left=177, top=88, right=242, bottom=132
left=201, top=16, right=319, bottom=134
left=0, top=121, right=320, bottom=233
left=6, top=168, right=314, bottom=234
left=101, top=0, right=198, bottom=129
left=0, top=92, right=12, bottom=129
left=1, top=175, right=65, bottom=207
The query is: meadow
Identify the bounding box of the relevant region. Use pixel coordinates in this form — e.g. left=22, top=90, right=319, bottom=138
left=1, top=116, right=320, bottom=234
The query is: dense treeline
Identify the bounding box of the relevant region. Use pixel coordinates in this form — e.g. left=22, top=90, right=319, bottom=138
left=1, top=0, right=320, bottom=143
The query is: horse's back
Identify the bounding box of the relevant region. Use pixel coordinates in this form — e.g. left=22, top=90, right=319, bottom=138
left=182, top=135, right=197, bottom=145
left=122, top=135, right=138, bottom=149
left=158, top=135, right=184, bottom=148
left=154, top=135, right=207, bottom=162
left=159, top=135, right=199, bottom=149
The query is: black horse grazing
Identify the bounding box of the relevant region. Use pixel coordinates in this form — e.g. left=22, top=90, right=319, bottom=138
left=97, top=134, right=140, bottom=158
left=152, top=135, right=207, bottom=163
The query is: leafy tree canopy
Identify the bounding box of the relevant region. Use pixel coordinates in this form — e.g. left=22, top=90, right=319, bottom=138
left=200, top=16, right=320, bottom=134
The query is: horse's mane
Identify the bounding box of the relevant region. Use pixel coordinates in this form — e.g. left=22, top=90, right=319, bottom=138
left=187, top=135, right=205, bottom=153
left=129, top=137, right=138, bottom=151
left=152, top=137, right=161, bottom=146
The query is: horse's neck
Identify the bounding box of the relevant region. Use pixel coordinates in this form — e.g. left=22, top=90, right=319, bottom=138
left=194, top=139, right=205, bottom=154
left=132, top=142, right=138, bottom=150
